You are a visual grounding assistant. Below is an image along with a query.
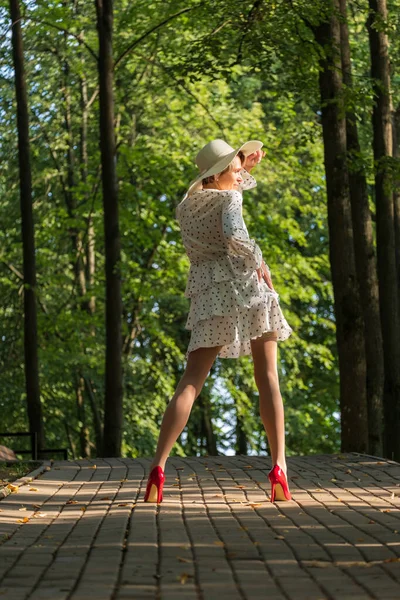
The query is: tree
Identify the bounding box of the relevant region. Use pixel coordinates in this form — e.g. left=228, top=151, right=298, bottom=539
left=9, top=0, right=44, bottom=455
left=367, top=0, right=400, bottom=460
left=95, top=0, right=123, bottom=457
left=339, top=0, right=384, bottom=456
left=314, top=0, right=368, bottom=452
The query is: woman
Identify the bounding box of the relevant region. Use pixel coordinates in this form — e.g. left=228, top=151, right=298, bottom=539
left=144, top=139, right=293, bottom=503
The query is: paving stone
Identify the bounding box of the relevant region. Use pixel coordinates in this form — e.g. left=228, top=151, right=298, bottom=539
left=1, top=454, right=400, bottom=599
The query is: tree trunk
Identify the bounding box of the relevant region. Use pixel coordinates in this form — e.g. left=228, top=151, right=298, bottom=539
left=95, top=0, right=123, bottom=457
left=79, top=47, right=96, bottom=317
left=314, top=0, right=368, bottom=452
left=367, top=0, right=400, bottom=460
left=76, top=375, right=91, bottom=458
left=84, top=377, right=104, bottom=455
left=198, top=394, right=218, bottom=455
left=236, top=415, right=247, bottom=456
left=339, top=0, right=384, bottom=456
left=9, top=0, right=45, bottom=454
left=393, top=107, right=400, bottom=324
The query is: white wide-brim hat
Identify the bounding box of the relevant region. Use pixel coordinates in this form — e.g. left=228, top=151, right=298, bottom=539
left=184, top=138, right=263, bottom=199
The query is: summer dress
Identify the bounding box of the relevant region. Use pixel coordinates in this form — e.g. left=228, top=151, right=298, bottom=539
left=175, top=169, right=293, bottom=360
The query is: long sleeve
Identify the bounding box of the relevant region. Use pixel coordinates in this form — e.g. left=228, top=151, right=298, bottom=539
left=237, top=168, right=257, bottom=192
left=221, top=190, right=263, bottom=270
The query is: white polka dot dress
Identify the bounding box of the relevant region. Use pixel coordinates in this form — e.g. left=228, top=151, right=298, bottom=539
left=175, top=169, right=293, bottom=360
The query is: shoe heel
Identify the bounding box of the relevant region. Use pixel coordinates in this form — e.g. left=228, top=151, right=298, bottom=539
left=270, top=481, right=276, bottom=502
left=147, top=483, right=159, bottom=503
left=274, top=482, right=287, bottom=501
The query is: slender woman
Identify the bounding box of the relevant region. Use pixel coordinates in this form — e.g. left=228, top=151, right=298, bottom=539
left=144, top=139, right=293, bottom=503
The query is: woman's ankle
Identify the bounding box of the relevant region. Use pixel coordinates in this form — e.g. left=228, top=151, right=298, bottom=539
left=149, top=460, right=166, bottom=472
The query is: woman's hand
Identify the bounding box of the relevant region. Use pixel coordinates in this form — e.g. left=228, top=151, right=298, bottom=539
left=256, top=261, right=275, bottom=291
left=243, top=149, right=265, bottom=172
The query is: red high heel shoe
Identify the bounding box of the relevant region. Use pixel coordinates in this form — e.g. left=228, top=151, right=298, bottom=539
left=144, top=466, right=165, bottom=503
left=268, top=464, right=291, bottom=502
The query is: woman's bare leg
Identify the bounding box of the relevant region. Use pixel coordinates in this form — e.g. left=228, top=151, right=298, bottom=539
left=149, top=344, right=223, bottom=471
left=250, top=332, right=287, bottom=476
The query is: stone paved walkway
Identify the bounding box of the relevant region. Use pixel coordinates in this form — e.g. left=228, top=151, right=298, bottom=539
left=0, top=453, right=400, bottom=599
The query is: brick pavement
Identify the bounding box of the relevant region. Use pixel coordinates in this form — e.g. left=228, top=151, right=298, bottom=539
left=0, top=453, right=399, bottom=599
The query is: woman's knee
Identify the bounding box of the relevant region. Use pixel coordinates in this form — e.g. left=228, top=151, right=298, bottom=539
left=181, top=345, right=222, bottom=398
left=254, top=366, right=280, bottom=393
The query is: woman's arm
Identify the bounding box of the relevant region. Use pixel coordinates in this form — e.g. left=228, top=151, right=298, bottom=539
left=237, top=168, right=257, bottom=192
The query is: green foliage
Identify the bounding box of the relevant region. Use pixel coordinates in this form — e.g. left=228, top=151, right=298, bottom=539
left=6, top=0, right=396, bottom=459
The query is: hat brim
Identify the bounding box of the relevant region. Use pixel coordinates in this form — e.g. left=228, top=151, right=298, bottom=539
left=184, top=140, right=263, bottom=198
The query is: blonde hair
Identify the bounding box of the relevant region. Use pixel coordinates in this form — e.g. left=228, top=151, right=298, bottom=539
left=202, top=150, right=245, bottom=185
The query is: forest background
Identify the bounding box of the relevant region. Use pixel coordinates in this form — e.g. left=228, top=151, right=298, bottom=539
left=1, top=0, right=399, bottom=462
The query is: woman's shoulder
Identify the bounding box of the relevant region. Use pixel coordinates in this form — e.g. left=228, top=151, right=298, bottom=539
left=175, top=188, right=242, bottom=220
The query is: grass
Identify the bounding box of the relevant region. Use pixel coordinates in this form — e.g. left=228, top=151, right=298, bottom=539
left=0, top=461, right=43, bottom=486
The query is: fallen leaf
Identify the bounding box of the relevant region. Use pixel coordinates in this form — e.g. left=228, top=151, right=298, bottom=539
left=275, top=535, right=285, bottom=540
left=213, top=541, right=224, bottom=547
left=345, top=469, right=352, bottom=474
left=17, top=517, right=29, bottom=524
left=100, top=496, right=110, bottom=500
left=177, top=556, right=192, bottom=563
left=368, top=520, right=375, bottom=524
left=384, top=557, right=400, bottom=563
left=66, top=500, right=78, bottom=505
left=18, top=507, right=27, bottom=512
left=32, top=504, right=41, bottom=509
left=179, top=572, right=193, bottom=584
left=90, top=465, right=97, bottom=469
left=117, top=503, right=129, bottom=507
left=29, top=487, right=38, bottom=492
left=331, top=478, right=338, bottom=483
left=6, top=484, right=19, bottom=493
left=80, top=506, right=87, bottom=512
left=248, top=503, right=262, bottom=508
